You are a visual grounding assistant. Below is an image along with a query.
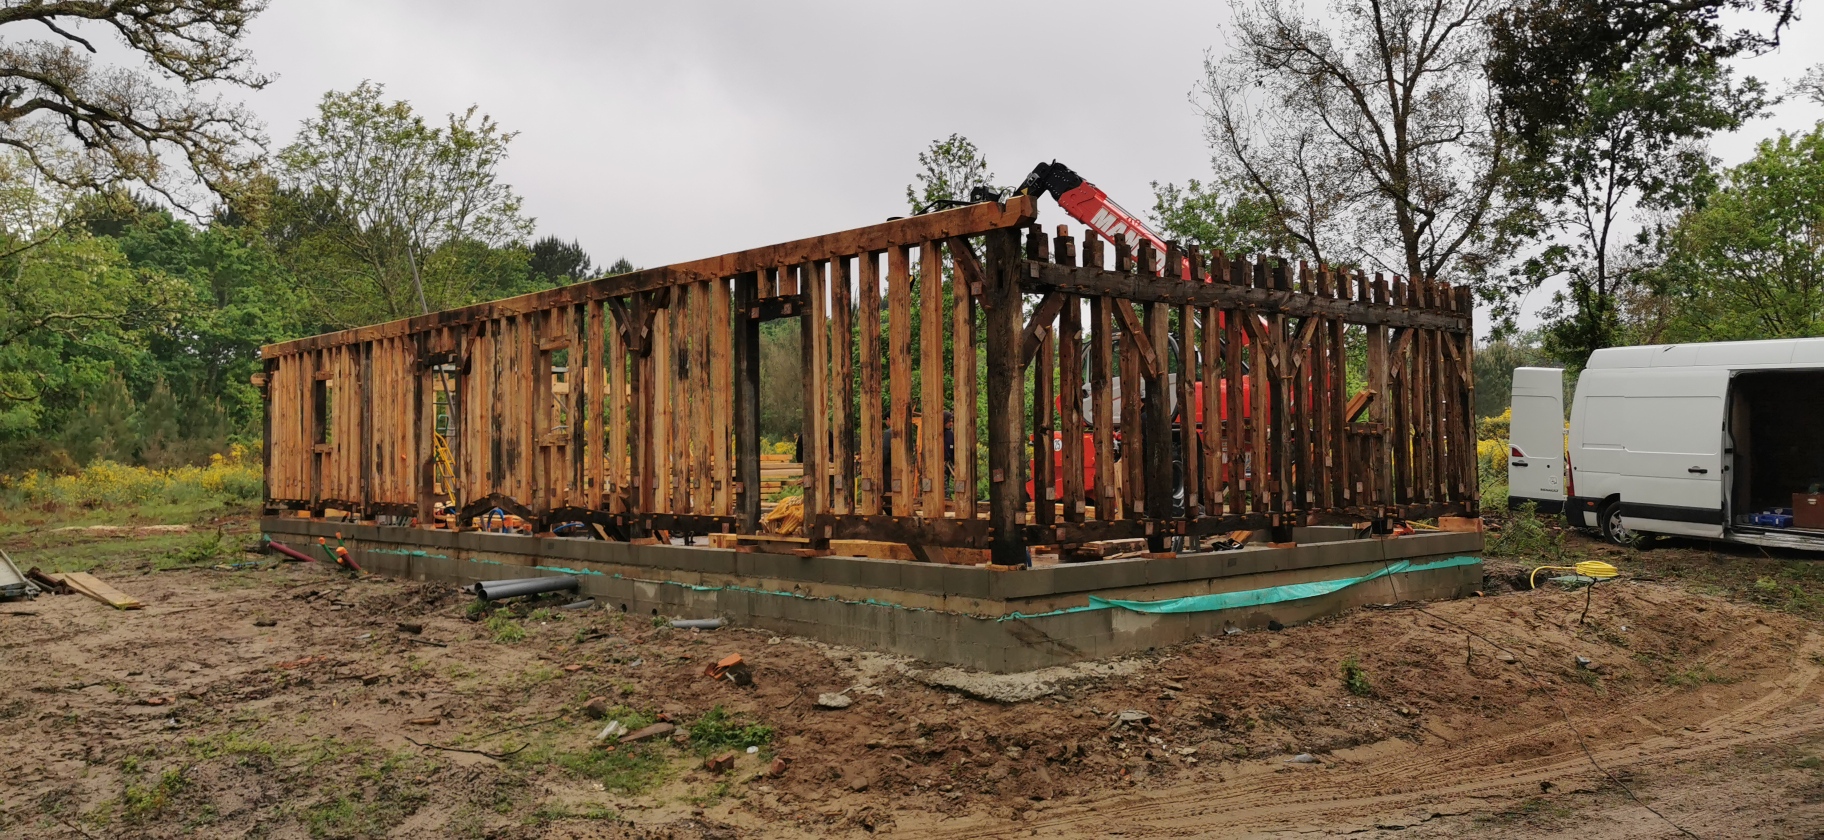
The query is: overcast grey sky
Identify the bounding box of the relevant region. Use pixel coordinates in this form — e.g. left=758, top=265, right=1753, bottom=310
left=240, top=1, right=1824, bottom=333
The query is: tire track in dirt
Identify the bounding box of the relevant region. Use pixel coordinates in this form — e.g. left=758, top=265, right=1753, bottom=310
left=914, top=633, right=1823, bottom=839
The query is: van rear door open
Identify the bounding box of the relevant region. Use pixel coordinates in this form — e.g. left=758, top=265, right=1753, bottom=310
left=1508, top=367, right=1565, bottom=513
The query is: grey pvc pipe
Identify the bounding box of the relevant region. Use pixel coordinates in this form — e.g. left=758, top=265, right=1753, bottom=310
left=468, top=575, right=579, bottom=601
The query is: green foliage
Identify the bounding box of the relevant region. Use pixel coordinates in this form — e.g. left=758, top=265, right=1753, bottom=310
left=1148, top=180, right=1283, bottom=256
left=1488, top=0, right=1788, bottom=156
left=1498, top=50, right=1765, bottom=366
left=528, top=236, right=594, bottom=285
left=274, top=80, right=537, bottom=327
left=907, top=134, right=999, bottom=214
left=1472, top=335, right=1555, bottom=416
left=1486, top=501, right=1575, bottom=562
left=758, top=320, right=802, bottom=441
left=156, top=528, right=234, bottom=571
left=1639, top=124, right=1824, bottom=343
left=0, top=447, right=262, bottom=513
left=685, top=706, right=774, bottom=755
left=119, top=766, right=189, bottom=823
left=1340, top=656, right=1372, bottom=697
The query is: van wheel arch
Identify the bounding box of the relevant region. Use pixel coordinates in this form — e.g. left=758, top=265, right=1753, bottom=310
left=1597, top=498, right=1639, bottom=547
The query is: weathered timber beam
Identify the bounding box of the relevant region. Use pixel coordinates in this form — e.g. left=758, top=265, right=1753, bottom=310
left=1018, top=291, right=1067, bottom=370
left=813, top=514, right=996, bottom=548
left=262, top=197, right=1037, bottom=358
left=1108, top=301, right=1162, bottom=379
left=1022, top=262, right=1470, bottom=332
left=746, top=294, right=806, bottom=322
left=947, top=236, right=987, bottom=303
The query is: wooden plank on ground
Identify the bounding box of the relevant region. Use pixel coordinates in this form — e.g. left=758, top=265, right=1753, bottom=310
left=59, top=572, right=143, bottom=610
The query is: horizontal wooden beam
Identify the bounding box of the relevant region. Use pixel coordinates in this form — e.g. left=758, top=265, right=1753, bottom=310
left=1022, top=262, right=1470, bottom=332
left=812, top=514, right=996, bottom=548
left=262, top=197, right=1038, bottom=358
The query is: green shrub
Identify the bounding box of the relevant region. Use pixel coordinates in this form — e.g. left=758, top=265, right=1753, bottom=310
left=1341, top=656, right=1372, bottom=697
left=1486, top=501, right=1572, bottom=562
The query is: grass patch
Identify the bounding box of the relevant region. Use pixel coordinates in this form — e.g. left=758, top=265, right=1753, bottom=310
left=300, top=750, right=432, bottom=839
left=186, top=729, right=284, bottom=764
left=120, top=766, right=189, bottom=823
left=486, top=613, right=526, bottom=643
left=1664, top=664, right=1731, bottom=689
left=550, top=744, right=669, bottom=794
left=11, top=530, right=198, bottom=574
left=1340, top=656, right=1372, bottom=697
left=154, top=528, right=234, bottom=571
left=686, top=705, right=774, bottom=755
left=529, top=802, right=619, bottom=824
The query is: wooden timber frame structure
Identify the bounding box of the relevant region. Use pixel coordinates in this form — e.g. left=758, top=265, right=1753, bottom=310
left=258, top=195, right=1478, bottom=566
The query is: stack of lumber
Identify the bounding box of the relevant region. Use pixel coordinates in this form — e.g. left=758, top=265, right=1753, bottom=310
left=756, top=454, right=802, bottom=498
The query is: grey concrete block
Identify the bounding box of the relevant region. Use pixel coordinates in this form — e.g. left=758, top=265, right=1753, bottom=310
left=852, top=558, right=903, bottom=591
left=892, top=608, right=944, bottom=642
left=1045, top=558, right=1147, bottom=595
left=899, top=563, right=946, bottom=595
left=987, top=566, right=1063, bottom=600
left=811, top=556, right=861, bottom=588
left=1143, top=556, right=1191, bottom=585
left=939, top=566, right=990, bottom=599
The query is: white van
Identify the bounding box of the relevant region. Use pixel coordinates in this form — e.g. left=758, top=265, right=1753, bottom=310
left=1509, top=337, right=1824, bottom=551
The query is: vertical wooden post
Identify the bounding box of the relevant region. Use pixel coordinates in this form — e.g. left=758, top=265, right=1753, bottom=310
left=949, top=242, right=978, bottom=518
left=983, top=227, right=1026, bottom=567
left=711, top=281, right=733, bottom=516
left=1034, top=319, right=1056, bottom=528
left=733, top=272, right=761, bottom=533
left=1175, top=243, right=1199, bottom=522
left=859, top=252, right=885, bottom=515
left=802, top=262, right=828, bottom=528
left=1056, top=228, right=1085, bottom=524
left=887, top=246, right=915, bottom=515
left=1089, top=234, right=1117, bottom=521
left=829, top=258, right=855, bottom=516
left=919, top=242, right=946, bottom=519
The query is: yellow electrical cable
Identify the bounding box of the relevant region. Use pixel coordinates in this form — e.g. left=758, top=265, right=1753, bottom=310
left=1529, top=560, right=1621, bottom=589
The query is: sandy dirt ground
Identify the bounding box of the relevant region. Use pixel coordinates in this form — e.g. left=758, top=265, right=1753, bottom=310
left=2, top=518, right=1822, bottom=839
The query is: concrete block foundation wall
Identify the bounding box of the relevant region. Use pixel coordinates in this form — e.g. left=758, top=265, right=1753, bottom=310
left=262, top=518, right=1482, bottom=673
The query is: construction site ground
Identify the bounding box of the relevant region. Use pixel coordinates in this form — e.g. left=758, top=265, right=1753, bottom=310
left=3, top=513, right=1823, bottom=839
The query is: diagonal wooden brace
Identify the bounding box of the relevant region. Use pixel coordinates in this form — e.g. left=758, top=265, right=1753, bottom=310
left=1019, top=291, right=1068, bottom=370
left=1109, top=301, right=1161, bottom=379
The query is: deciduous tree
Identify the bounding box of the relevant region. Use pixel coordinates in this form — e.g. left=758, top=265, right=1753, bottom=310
left=1200, top=0, right=1513, bottom=283
left=276, top=81, right=533, bottom=324
left=0, top=0, right=270, bottom=211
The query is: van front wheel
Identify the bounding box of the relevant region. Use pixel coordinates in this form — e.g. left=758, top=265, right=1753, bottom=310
left=1599, top=502, right=1637, bottom=547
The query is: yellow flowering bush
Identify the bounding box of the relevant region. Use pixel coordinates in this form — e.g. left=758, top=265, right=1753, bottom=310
left=2, top=444, right=263, bottom=510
